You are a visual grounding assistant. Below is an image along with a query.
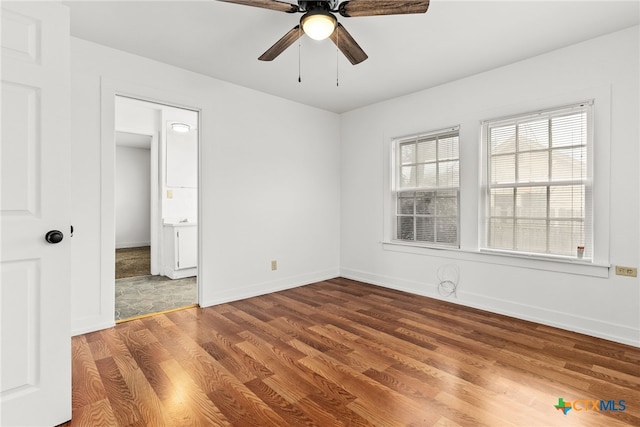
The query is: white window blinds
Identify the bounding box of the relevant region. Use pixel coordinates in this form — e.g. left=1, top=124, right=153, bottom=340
left=482, top=102, right=593, bottom=259
left=393, top=127, right=460, bottom=247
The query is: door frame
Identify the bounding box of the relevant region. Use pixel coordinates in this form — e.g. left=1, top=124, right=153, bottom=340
left=101, top=77, right=203, bottom=321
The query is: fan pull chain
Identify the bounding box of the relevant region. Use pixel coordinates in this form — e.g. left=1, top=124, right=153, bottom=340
left=336, top=26, right=339, bottom=87
left=298, top=26, right=302, bottom=83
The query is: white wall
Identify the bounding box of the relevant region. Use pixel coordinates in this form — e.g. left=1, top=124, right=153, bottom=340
left=70, top=38, right=341, bottom=334
left=163, top=117, right=198, bottom=223
left=340, top=26, right=640, bottom=346
left=115, top=145, right=151, bottom=248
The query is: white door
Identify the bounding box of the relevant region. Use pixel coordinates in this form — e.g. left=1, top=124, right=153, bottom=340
left=1, top=2, right=72, bottom=426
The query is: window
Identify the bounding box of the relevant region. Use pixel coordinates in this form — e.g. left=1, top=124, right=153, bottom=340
left=392, top=127, right=460, bottom=247
left=481, top=102, right=593, bottom=259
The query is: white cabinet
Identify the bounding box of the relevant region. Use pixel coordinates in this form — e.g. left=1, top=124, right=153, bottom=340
left=163, top=223, right=197, bottom=279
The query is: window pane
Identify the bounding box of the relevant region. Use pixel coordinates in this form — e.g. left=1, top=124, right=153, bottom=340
left=438, top=135, right=459, bottom=160
left=400, top=165, right=416, bottom=188
left=549, top=185, right=584, bottom=218
left=490, top=125, right=516, bottom=154
left=436, top=217, right=458, bottom=244
left=398, top=192, right=414, bottom=214
left=438, top=160, right=459, bottom=187
left=518, top=119, right=549, bottom=151
left=490, top=188, right=514, bottom=217
left=515, top=219, right=547, bottom=253
left=415, top=192, right=435, bottom=215
left=416, top=217, right=434, bottom=242
left=483, top=104, right=591, bottom=257
left=436, top=194, right=457, bottom=216
left=397, top=217, right=414, bottom=240
left=488, top=218, right=514, bottom=250
left=552, top=113, right=586, bottom=147
left=394, top=127, right=459, bottom=248
left=549, top=220, right=584, bottom=256
left=417, top=138, right=436, bottom=163
left=417, top=163, right=437, bottom=187
left=551, top=147, right=586, bottom=181
left=491, top=154, right=515, bottom=184
left=400, top=142, right=415, bottom=164
left=518, top=151, right=549, bottom=182
left=515, top=187, right=547, bottom=218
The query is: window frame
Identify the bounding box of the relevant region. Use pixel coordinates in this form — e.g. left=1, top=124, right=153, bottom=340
left=479, top=101, right=594, bottom=261
left=391, top=126, right=461, bottom=248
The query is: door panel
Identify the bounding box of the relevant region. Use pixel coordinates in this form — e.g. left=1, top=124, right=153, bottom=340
left=1, top=82, right=40, bottom=215
left=1, top=8, right=41, bottom=64
left=0, top=260, right=40, bottom=393
left=1, top=2, right=72, bottom=426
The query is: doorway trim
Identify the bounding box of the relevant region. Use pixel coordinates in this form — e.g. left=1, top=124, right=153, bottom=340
left=101, top=77, right=203, bottom=323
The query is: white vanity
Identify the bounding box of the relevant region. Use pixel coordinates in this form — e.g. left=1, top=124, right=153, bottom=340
left=163, top=221, right=197, bottom=279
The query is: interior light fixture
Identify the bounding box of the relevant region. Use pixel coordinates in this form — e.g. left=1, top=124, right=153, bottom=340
left=171, top=123, right=191, bottom=133
left=300, top=10, right=337, bottom=41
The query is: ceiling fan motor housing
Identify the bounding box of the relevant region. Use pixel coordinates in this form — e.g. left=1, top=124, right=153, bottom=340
left=298, top=0, right=339, bottom=13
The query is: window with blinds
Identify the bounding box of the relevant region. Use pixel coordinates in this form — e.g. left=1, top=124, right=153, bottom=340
left=393, top=127, right=460, bottom=247
left=482, top=102, right=593, bottom=259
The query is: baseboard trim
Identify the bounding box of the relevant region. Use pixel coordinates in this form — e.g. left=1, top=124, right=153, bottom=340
left=200, top=268, right=340, bottom=308
left=340, top=267, right=640, bottom=348
left=115, top=242, right=150, bottom=249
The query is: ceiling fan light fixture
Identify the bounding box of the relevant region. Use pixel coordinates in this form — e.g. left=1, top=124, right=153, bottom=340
left=300, top=10, right=337, bottom=41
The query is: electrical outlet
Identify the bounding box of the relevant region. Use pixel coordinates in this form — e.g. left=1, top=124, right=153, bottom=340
left=615, top=266, right=637, bottom=277
left=271, top=260, right=277, bottom=271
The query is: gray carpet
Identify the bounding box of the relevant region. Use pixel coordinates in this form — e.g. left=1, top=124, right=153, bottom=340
left=115, top=275, right=197, bottom=321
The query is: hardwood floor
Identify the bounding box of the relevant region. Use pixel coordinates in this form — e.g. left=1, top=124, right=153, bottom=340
left=64, top=278, right=639, bottom=426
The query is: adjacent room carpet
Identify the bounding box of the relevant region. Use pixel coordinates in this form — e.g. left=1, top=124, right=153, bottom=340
left=115, top=275, right=197, bottom=321
left=115, top=246, right=151, bottom=279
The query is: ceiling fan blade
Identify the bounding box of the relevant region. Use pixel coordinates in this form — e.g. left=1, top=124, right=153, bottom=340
left=338, top=0, right=429, bottom=17
left=217, top=0, right=298, bottom=13
left=258, top=25, right=303, bottom=61
left=329, top=23, right=368, bottom=65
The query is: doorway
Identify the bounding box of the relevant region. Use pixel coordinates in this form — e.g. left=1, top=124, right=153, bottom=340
left=114, top=96, right=199, bottom=321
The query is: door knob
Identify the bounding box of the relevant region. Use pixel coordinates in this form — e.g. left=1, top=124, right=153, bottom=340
left=45, top=230, right=63, bottom=244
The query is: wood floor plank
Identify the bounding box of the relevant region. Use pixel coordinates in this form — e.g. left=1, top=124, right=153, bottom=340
left=298, top=351, right=439, bottom=426
left=120, top=367, right=174, bottom=426
left=71, top=336, right=108, bottom=409
left=68, top=398, right=118, bottom=427
left=94, top=357, right=143, bottom=426
left=159, top=358, right=230, bottom=426
left=243, top=378, right=322, bottom=426
left=97, top=327, right=141, bottom=375
left=309, top=324, right=397, bottom=372
left=67, top=278, right=640, bottom=426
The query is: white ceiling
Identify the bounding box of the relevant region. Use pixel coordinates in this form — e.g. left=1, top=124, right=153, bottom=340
left=65, top=0, right=640, bottom=113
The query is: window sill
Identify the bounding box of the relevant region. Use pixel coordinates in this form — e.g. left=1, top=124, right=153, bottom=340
left=382, top=241, right=610, bottom=278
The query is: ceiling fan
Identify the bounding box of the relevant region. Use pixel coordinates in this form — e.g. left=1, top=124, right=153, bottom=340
left=219, top=0, right=430, bottom=65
